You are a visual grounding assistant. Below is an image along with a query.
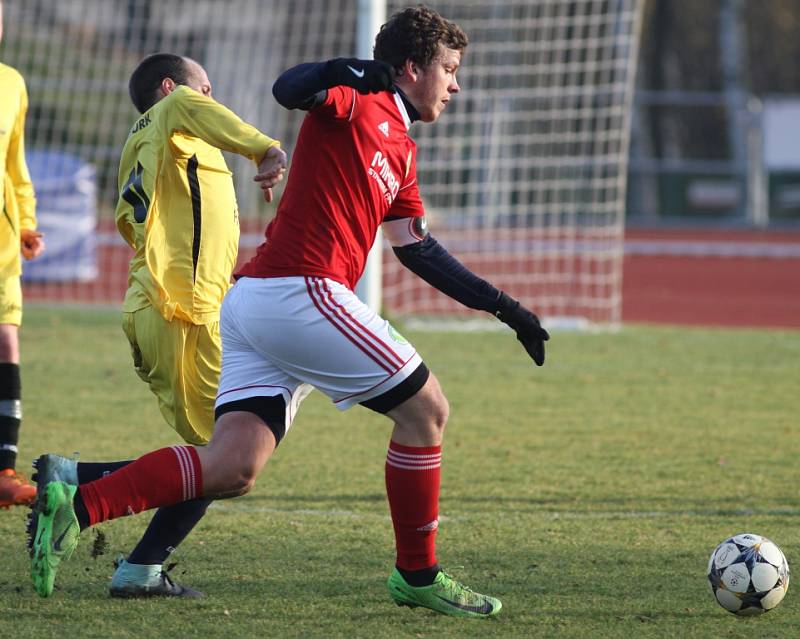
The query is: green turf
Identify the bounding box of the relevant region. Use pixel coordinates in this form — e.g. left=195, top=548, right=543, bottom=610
left=2, top=306, right=799, bottom=638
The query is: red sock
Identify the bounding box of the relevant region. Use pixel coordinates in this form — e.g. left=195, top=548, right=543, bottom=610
left=385, top=440, right=441, bottom=571
left=79, top=446, right=202, bottom=526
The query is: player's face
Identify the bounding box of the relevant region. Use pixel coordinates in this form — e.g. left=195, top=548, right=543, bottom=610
left=412, top=45, right=461, bottom=123
left=184, top=60, right=212, bottom=98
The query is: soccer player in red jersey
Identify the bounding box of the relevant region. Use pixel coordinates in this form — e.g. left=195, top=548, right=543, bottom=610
left=29, top=6, right=548, bottom=617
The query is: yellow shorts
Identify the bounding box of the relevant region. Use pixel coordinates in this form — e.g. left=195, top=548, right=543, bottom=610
left=122, top=306, right=220, bottom=445
left=0, top=276, right=22, bottom=326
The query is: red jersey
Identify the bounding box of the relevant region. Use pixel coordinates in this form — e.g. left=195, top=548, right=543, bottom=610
left=237, top=87, right=424, bottom=289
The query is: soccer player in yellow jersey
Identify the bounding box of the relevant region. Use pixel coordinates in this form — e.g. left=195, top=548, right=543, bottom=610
left=0, top=0, right=45, bottom=509
left=32, top=52, right=286, bottom=596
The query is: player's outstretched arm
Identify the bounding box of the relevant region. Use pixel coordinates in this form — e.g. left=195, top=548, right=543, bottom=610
left=273, top=59, right=395, bottom=110
left=164, top=87, right=281, bottom=167
left=385, top=217, right=549, bottom=366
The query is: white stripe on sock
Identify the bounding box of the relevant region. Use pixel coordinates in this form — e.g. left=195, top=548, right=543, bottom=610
left=0, top=399, right=21, bottom=419
left=386, top=460, right=441, bottom=471
left=172, top=446, right=190, bottom=500
left=387, top=450, right=442, bottom=461
left=388, top=451, right=440, bottom=462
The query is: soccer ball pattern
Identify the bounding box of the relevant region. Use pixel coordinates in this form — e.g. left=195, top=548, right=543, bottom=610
left=707, top=533, right=790, bottom=615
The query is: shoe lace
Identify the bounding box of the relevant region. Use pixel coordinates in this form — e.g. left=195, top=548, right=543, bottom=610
left=159, top=570, right=178, bottom=588
left=438, top=570, right=480, bottom=603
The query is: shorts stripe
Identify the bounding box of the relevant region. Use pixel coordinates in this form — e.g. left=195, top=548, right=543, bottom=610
left=306, top=277, right=396, bottom=374
left=314, top=278, right=402, bottom=370
left=319, top=279, right=404, bottom=369
left=217, top=383, right=292, bottom=402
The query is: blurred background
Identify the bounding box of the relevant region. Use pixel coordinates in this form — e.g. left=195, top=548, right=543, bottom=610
left=632, top=0, right=800, bottom=226
left=2, top=0, right=798, bottom=328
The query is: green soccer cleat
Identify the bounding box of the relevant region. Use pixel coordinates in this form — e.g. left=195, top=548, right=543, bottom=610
left=28, top=481, right=80, bottom=597
left=387, top=568, right=502, bottom=619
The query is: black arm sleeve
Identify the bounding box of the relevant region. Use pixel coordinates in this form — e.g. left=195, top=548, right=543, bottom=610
left=272, top=62, right=330, bottom=111
left=393, top=235, right=502, bottom=313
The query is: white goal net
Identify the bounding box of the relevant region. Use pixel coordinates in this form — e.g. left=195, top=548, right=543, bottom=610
left=2, top=0, right=642, bottom=326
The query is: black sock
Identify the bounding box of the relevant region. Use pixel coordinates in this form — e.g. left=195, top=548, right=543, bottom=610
left=73, top=490, right=90, bottom=530
left=397, top=564, right=441, bottom=587
left=127, top=498, right=213, bottom=565
left=0, top=363, right=22, bottom=471
left=77, top=460, right=132, bottom=483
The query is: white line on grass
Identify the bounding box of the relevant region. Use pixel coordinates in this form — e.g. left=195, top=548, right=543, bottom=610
left=209, top=502, right=465, bottom=523
left=546, top=508, right=800, bottom=520
left=209, top=503, right=391, bottom=520
left=209, top=502, right=800, bottom=521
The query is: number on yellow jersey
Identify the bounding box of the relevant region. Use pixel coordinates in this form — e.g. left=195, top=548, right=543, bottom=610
left=121, top=162, right=150, bottom=223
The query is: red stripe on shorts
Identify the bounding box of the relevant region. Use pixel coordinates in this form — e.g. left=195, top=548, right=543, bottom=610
left=305, top=277, right=394, bottom=374
left=319, top=279, right=404, bottom=369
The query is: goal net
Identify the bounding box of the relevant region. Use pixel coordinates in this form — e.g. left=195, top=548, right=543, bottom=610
left=3, top=0, right=642, bottom=326
left=384, top=0, right=642, bottom=327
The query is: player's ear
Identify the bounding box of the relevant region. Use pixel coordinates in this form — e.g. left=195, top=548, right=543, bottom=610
left=159, top=77, right=176, bottom=96
left=399, top=59, right=418, bottom=82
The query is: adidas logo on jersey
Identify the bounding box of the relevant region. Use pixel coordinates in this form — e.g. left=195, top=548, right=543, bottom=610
left=378, top=121, right=390, bottom=138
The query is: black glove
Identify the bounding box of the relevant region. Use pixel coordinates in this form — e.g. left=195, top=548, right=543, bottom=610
left=324, top=58, right=395, bottom=94
left=495, top=292, right=550, bottom=366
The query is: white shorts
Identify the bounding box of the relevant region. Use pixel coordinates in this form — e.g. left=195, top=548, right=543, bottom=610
left=215, top=276, right=422, bottom=429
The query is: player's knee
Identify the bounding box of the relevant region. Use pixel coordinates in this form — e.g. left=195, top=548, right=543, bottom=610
left=228, top=472, right=257, bottom=496
left=419, top=373, right=449, bottom=430
left=425, top=390, right=449, bottom=436
left=218, top=455, right=262, bottom=496
left=389, top=372, right=449, bottom=438
left=432, top=393, right=449, bottom=432
left=200, top=411, right=275, bottom=497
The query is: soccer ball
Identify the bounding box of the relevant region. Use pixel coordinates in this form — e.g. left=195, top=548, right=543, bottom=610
left=707, top=533, right=790, bottom=616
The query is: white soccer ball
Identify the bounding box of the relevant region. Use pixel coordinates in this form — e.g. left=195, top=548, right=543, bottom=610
left=707, top=533, right=790, bottom=616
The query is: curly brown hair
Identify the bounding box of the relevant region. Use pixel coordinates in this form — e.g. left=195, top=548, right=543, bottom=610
left=373, top=5, right=468, bottom=70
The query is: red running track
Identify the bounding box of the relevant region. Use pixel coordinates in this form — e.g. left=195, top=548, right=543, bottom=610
left=622, top=229, right=800, bottom=329
left=22, top=223, right=800, bottom=329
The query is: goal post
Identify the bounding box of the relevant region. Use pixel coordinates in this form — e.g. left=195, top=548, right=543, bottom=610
left=354, top=0, right=386, bottom=312
left=3, top=0, right=642, bottom=327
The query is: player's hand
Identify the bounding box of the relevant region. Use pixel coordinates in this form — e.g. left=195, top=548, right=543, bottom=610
left=254, top=146, right=288, bottom=203
left=20, top=229, right=45, bottom=260
left=325, top=58, right=395, bottom=94
left=495, top=292, right=550, bottom=366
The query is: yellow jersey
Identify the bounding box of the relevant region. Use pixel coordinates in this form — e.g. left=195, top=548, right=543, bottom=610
left=0, top=63, right=37, bottom=279
left=116, top=85, right=279, bottom=324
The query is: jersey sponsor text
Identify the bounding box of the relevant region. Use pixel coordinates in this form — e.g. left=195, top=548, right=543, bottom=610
left=368, top=150, right=400, bottom=204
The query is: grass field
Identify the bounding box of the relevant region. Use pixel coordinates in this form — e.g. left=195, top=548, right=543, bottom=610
left=2, top=306, right=799, bottom=638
